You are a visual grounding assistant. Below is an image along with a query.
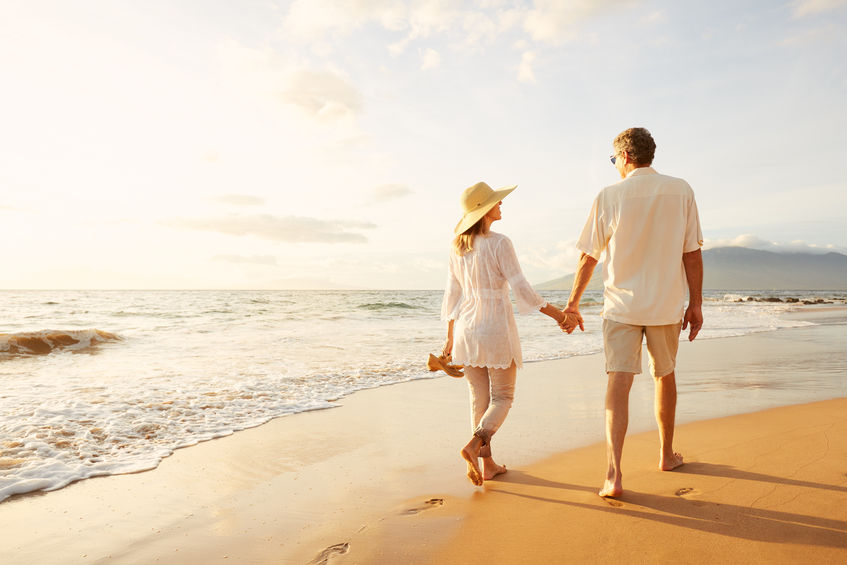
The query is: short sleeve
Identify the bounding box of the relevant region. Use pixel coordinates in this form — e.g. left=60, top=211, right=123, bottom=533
left=495, top=236, right=546, bottom=314
left=440, top=253, right=463, bottom=321
left=683, top=191, right=703, bottom=253
left=575, top=194, right=608, bottom=260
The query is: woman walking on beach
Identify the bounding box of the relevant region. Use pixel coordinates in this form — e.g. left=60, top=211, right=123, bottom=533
left=441, top=181, right=573, bottom=486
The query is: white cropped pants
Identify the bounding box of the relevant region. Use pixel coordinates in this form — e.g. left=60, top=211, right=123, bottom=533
left=464, top=362, right=516, bottom=458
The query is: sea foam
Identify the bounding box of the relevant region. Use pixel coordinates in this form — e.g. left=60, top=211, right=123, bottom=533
left=0, top=289, right=842, bottom=502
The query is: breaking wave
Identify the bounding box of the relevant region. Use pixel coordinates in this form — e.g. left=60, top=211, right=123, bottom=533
left=0, top=330, right=121, bottom=356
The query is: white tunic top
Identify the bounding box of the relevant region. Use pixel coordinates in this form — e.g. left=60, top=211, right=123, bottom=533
left=576, top=167, right=703, bottom=326
left=441, top=232, right=546, bottom=369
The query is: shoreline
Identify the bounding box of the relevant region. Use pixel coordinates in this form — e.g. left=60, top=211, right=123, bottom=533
left=1, top=316, right=845, bottom=564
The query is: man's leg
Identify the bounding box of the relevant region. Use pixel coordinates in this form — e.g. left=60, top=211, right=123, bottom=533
left=646, top=323, right=684, bottom=471
left=654, top=371, right=684, bottom=470
left=600, top=371, right=634, bottom=498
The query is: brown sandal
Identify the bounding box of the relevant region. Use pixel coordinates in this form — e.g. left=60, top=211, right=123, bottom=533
left=426, top=353, right=464, bottom=378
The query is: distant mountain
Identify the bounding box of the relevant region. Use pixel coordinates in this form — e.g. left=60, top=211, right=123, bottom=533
left=535, top=247, right=847, bottom=291
left=535, top=265, right=605, bottom=292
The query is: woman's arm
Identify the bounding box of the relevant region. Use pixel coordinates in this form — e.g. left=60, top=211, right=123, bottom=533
left=443, top=319, right=454, bottom=357
left=539, top=302, right=565, bottom=325
left=440, top=254, right=462, bottom=322
left=495, top=237, right=547, bottom=314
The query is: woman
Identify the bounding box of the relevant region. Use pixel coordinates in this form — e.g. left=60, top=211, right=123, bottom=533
left=441, top=181, right=570, bottom=486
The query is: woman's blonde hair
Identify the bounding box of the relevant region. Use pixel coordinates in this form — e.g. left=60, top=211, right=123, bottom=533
left=452, top=217, right=489, bottom=256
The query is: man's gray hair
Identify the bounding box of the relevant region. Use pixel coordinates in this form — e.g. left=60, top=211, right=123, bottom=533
left=614, top=127, right=656, bottom=166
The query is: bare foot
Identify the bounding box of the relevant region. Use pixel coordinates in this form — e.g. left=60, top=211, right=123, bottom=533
left=460, top=442, right=483, bottom=486
left=598, top=478, right=623, bottom=498
left=482, top=461, right=507, bottom=481
left=659, top=451, right=684, bottom=471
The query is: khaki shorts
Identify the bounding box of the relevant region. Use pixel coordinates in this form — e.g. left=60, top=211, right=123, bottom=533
left=602, top=318, right=682, bottom=377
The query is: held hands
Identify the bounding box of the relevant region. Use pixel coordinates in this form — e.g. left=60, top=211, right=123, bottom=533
left=558, top=308, right=584, bottom=334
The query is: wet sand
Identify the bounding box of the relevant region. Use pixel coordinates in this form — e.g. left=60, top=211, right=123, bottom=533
left=0, top=316, right=845, bottom=564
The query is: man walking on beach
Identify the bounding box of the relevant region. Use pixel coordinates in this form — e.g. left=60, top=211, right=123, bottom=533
left=564, top=127, right=704, bottom=498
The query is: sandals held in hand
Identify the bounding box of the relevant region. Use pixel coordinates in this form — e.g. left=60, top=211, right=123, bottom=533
left=426, top=353, right=464, bottom=378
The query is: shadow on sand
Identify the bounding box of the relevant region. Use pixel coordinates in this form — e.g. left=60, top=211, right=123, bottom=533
left=488, top=468, right=847, bottom=548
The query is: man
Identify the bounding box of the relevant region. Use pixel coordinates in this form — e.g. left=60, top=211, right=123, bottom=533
left=564, top=127, right=703, bottom=498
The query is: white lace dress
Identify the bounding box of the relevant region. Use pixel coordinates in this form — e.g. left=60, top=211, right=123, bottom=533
left=440, top=232, right=547, bottom=369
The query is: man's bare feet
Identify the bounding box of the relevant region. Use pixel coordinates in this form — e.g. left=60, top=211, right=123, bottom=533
left=659, top=451, right=684, bottom=471
left=460, top=440, right=483, bottom=486
left=598, top=478, right=623, bottom=498
left=482, top=460, right=507, bottom=481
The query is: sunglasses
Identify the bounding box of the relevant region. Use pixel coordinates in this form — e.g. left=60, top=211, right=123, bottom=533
left=609, top=154, right=617, bottom=164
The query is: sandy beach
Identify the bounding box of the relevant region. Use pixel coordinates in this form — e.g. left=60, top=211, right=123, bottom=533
left=1, top=313, right=845, bottom=564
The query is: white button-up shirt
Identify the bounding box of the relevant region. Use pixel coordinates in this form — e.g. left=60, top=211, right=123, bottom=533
left=577, top=167, right=703, bottom=325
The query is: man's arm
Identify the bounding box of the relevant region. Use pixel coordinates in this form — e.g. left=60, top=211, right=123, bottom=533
left=564, top=252, right=598, bottom=331
left=682, top=248, right=703, bottom=341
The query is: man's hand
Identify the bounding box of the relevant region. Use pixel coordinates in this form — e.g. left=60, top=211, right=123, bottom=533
left=682, top=249, right=703, bottom=341
left=682, top=303, right=703, bottom=341
left=560, top=308, right=584, bottom=334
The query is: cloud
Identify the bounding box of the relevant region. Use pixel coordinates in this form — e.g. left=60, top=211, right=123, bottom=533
left=369, top=184, right=413, bottom=202
left=703, top=234, right=847, bottom=254
left=404, top=1, right=459, bottom=40
left=791, top=0, right=847, bottom=17
left=420, top=47, right=441, bottom=69
left=517, top=51, right=536, bottom=82
left=215, top=195, right=266, bottom=206
left=283, top=1, right=516, bottom=58
left=781, top=24, right=841, bottom=45
left=280, top=70, right=364, bottom=121
left=213, top=254, right=278, bottom=265
left=167, top=214, right=376, bottom=243
left=389, top=37, right=412, bottom=56
left=283, top=0, right=406, bottom=40
left=523, top=0, right=629, bottom=44
left=641, top=10, right=667, bottom=24
left=519, top=239, right=585, bottom=274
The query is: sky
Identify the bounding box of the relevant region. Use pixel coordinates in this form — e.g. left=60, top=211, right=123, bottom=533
left=1, top=0, right=846, bottom=290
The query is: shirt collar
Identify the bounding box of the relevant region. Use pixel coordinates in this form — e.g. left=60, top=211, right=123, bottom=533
left=626, top=166, right=657, bottom=178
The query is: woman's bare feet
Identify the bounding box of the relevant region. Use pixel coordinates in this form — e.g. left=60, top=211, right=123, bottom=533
left=659, top=451, right=684, bottom=471
left=482, top=459, right=507, bottom=481
left=460, top=438, right=483, bottom=486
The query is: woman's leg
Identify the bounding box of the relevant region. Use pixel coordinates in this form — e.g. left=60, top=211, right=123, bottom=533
left=477, top=362, right=516, bottom=479
left=461, top=366, right=490, bottom=485
left=465, top=365, right=490, bottom=432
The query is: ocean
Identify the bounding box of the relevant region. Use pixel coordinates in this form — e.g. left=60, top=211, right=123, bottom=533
left=1, top=289, right=844, bottom=502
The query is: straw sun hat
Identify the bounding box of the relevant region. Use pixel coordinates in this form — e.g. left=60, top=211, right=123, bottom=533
left=454, top=181, right=517, bottom=234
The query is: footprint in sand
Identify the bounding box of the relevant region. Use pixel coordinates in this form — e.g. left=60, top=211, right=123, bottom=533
left=603, top=498, right=623, bottom=508
left=402, top=498, right=445, bottom=515
left=675, top=487, right=697, bottom=496
left=308, top=542, right=350, bottom=565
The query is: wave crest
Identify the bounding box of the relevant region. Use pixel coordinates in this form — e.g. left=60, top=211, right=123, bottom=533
left=0, top=330, right=121, bottom=356
left=356, top=302, right=418, bottom=311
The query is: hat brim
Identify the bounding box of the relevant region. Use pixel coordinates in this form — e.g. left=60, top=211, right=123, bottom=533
left=454, top=185, right=516, bottom=235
